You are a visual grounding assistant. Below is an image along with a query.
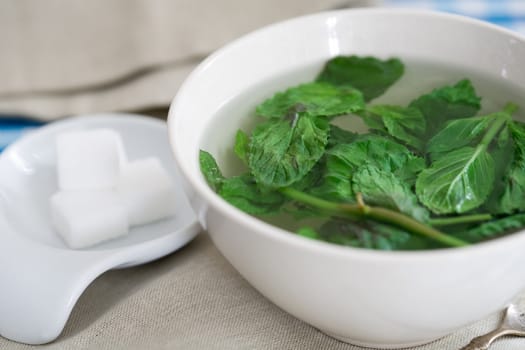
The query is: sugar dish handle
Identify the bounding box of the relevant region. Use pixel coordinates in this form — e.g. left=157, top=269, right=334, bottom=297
left=0, top=233, right=115, bottom=345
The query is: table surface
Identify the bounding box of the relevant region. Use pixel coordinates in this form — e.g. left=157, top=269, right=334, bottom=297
left=0, top=231, right=523, bottom=350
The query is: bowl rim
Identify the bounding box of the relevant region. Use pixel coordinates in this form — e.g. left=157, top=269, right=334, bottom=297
left=168, top=7, right=525, bottom=261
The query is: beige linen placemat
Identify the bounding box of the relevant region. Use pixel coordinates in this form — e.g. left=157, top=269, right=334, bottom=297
left=0, top=233, right=521, bottom=350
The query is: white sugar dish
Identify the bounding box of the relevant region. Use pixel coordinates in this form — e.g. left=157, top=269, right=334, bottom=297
left=0, top=113, right=200, bottom=345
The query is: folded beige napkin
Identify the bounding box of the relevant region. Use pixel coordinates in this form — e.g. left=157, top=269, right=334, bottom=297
left=0, top=0, right=363, bottom=120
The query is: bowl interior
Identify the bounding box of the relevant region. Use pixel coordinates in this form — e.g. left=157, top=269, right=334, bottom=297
left=169, top=9, right=525, bottom=223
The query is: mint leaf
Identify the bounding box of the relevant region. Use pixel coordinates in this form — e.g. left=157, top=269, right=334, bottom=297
left=311, top=134, right=424, bottom=202
left=492, top=121, right=525, bottom=214
left=426, top=115, right=492, bottom=157
left=255, top=82, right=364, bottom=119
left=200, top=150, right=286, bottom=215
left=417, top=105, right=516, bottom=214
left=416, top=147, right=495, bottom=214
left=327, top=124, right=359, bottom=149
left=234, top=129, right=250, bottom=164
left=426, top=104, right=516, bottom=158
left=409, top=79, right=481, bottom=137
left=454, top=213, right=525, bottom=243
left=309, top=150, right=354, bottom=202
left=314, top=219, right=436, bottom=250
left=328, top=134, right=421, bottom=172
left=297, top=226, right=320, bottom=239
left=291, top=160, right=324, bottom=192
left=316, top=56, right=404, bottom=101
left=248, top=113, right=329, bottom=188
left=352, top=165, right=429, bottom=223
left=199, top=150, right=225, bottom=192
left=219, top=174, right=286, bottom=215
left=361, top=105, right=426, bottom=150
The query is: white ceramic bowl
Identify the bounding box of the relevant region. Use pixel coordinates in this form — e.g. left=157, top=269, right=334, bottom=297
left=168, top=9, right=525, bottom=348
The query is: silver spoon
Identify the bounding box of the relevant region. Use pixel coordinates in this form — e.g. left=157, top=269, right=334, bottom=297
left=460, top=303, right=525, bottom=350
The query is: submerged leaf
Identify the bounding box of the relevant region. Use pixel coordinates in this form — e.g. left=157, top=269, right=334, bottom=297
left=255, top=82, right=364, bottom=119
left=454, top=213, right=525, bottom=243
left=309, top=150, right=354, bottom=202
left=426, top=116, right=492, bottom=156
left=417, top=105, right=518, bottom=214
left=248, top=113, right=329, bottom=188
left=492, top=121, right=525, bottom=214
left=311, top=134, right=424, bottom=202
left=234, top=129, right=250, bottom=164
left=327, top=124, right=359, bottom=149
left=316, top=55, right=404, bottom=101
left=416, top=147, right=495, bottom=214
left=199, top=150, right=225, bottom=192
left=219, top=174, right=286, bottom=215
left=327, top=134, right=423, bottom=173
left=291, top=159, right=325, bottom=192
left=361, top=105, right=426, bottom=149
left=297, top=227, right=320, bottom=239
left=313, top=219, right=435, bottom=250
left=409, top=79, right=481, bottom=137
left=352, top=165, right=429, bottom=223
left=427, top=105, right=515, bottom=158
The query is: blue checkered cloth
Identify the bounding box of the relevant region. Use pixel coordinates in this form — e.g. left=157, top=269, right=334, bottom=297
left=381, top=0, right=525, bottom=35
left=0, top=117, right=43, bottom=152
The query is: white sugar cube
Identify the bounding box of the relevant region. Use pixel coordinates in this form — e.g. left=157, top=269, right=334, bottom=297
left=117, top=157, right=176, bottom=226
left=50, top=190, right=129, bottom=249
left=56, top=129, right=126, bottom=190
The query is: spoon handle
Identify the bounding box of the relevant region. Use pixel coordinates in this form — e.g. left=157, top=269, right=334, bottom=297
left=460, top=328, right=513, bottom=350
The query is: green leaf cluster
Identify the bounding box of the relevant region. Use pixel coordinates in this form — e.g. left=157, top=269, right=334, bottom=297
left=200, top=55, right=525, bottom=251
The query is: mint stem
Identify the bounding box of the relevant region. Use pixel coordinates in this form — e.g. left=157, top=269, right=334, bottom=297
left=279, top=187, right=469, bottom=247
left=479, top=102, right=515, bottom=150
left=428, top=213, right=493, bottom=226
left=480, top=116, right=508, bottom=149
left=504, top=102, right=519, bottom=115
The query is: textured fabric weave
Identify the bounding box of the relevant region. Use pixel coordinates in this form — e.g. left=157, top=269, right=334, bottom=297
left=0, top=0, right=349, bottom=119
left=0, top=234, right=523, bottom=350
